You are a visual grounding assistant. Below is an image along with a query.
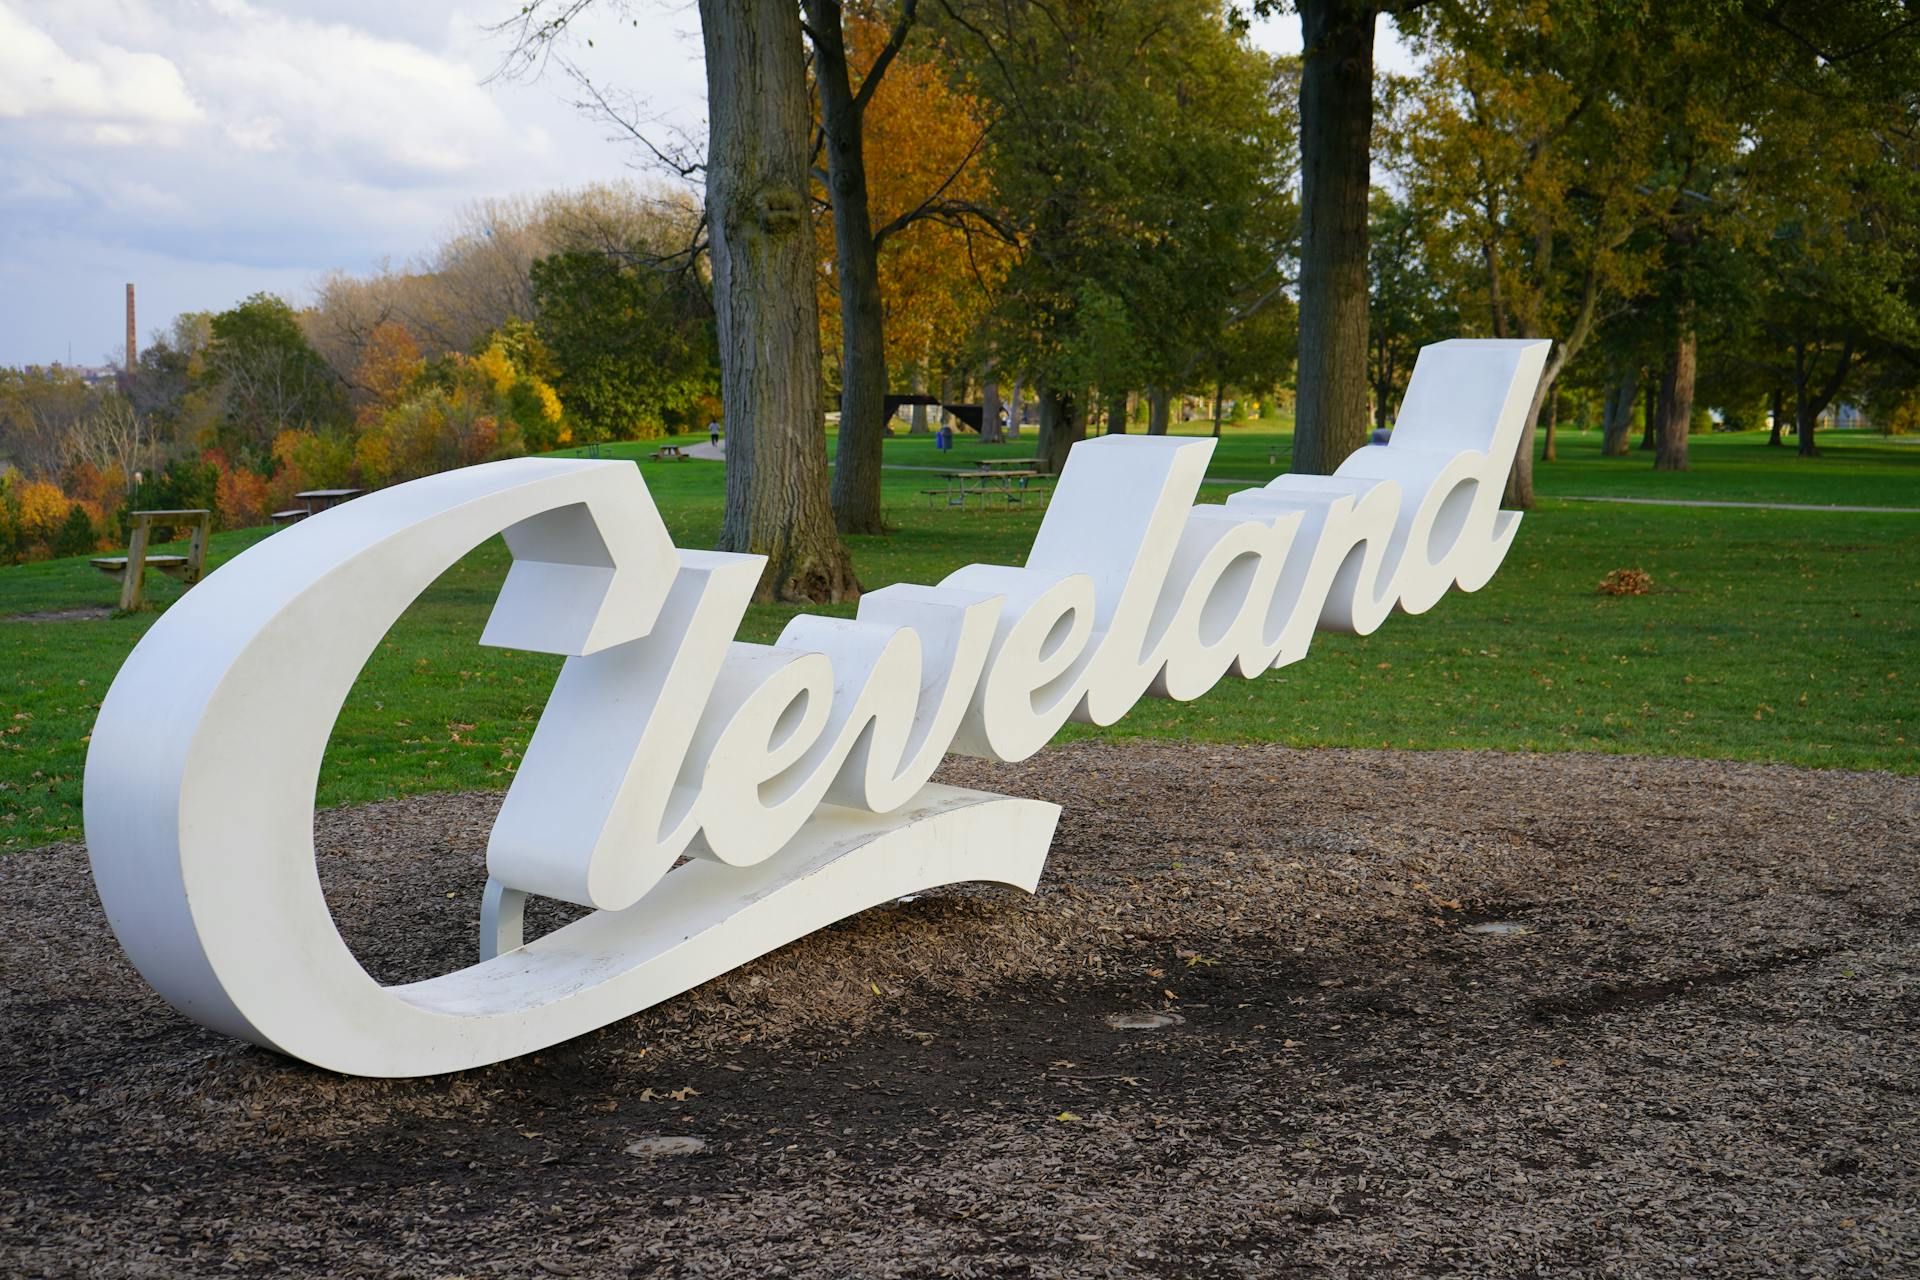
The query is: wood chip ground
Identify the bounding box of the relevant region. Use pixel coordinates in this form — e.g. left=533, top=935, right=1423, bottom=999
left=2, top=744, right=1915, bottom=1277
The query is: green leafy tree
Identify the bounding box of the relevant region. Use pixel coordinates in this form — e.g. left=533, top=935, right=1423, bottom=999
left=943, top=0, right=1296, bottom=472
left=1367, top=190, right=1456, bottom=432
left=531, top=250, right=719, bottom=441
left=52, top=503, right=98, bottom=558
left=205, top=294, right=348, bottom=453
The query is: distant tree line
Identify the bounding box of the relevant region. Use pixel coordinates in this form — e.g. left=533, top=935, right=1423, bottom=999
left=5, top=0, right=1915, bottom=595
left=0, top=182, right=721, bottom=561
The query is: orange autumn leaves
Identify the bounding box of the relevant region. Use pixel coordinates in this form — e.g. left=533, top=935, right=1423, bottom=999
left=815, top=16, right=1009, bottom=379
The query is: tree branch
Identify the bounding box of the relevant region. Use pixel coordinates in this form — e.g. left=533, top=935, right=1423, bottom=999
left=852, top=0, right=922, bottom=115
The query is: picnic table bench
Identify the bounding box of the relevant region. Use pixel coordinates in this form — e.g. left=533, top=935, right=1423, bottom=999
left=295, top=488, right=363, bottom=513
left=971, top=457, right=1041, bottom=470
left=91, top=508, right=211, bottom=611
left=649, top=445, right=690, bottom=462
left=921, top=469, right=1049, bottom=510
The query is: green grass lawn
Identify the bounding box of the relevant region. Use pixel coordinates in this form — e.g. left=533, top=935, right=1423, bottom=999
left=3, top=426, right=1915, bottom=849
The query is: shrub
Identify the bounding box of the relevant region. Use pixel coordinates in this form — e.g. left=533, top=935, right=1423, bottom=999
left=17, top=480, right=70, bottom=547
left=52, top=503, right=99, bottom=558
left=128, top=457, right=219, bottom=521
left=216, top=465, right=272, bottom=529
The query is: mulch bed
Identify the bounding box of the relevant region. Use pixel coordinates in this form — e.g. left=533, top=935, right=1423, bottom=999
left=2, top=743, right=1915, bottom=1278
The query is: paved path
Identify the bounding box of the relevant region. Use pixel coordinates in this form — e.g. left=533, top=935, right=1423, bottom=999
left=1558, top=494, right=1920, bottom=514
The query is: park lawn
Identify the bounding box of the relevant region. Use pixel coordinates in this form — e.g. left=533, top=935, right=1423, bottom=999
left=2, top=446, right=1915, bottom=850
left=725, top=416, right=1920, bottom=506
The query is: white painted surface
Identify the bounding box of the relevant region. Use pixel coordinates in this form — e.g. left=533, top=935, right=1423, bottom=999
left=85, top=338, right=1550, bottom=1077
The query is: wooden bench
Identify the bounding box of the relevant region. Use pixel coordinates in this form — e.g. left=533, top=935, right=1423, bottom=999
left=91, top=509, right=212, bottom=611
left=649, top=445, right=690, bottom=462
left=270, top=508, right=309, bottom=526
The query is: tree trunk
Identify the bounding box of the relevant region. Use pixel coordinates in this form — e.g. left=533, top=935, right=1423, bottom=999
left=1640, top=373, right=1658, bottom=451
left=1496, top=340, right=1551, bottom=509
left=1372, top=341, right=1394, bottom=431
left=909, top=365, right=929, bottom=434
left=1037, top=385, right=1081, bottom=474
left=1600, top=366, right=1637, bottom=456
left=1768, top=385, right=1785, bottom=447
left=1147, top=387, right=1171, bottom=436
left=1211, top=379, right=1225, bottom=438
left=939, top=368, right=955, bottom=428
left=1105, top=390, right=1127, bottom=435
left=1294, top=0, right=1377, bottom=476
left=701, top=0, right=858, bottom=602
left=810, top=0, right=890, bottom=535
left=1654, top=326, right=1695, bottom=472
left=981, top=374, right=1003, bottom=444
left=1007, top=375, right=1023, bottom=438
left=1541, top=385, right=1560, bottom=462
left=1793, top=338, right=1852, bottom=459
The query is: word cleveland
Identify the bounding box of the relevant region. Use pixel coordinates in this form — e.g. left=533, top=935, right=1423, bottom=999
left=85, top=338, right=1548, bottom=1076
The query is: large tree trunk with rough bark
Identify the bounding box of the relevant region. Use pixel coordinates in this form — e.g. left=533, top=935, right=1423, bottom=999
left=1007, top=375, right=1023, bottom=438
left=701, top=0, right=859, bottom=602
left=1147, top=387, right=1171, bottom=436
left=980, top=374, right=1003, bottom=444
left=1769, top=385, right=1785, bottom=447
left=1600, top=367, right=1636, bottom=456
left=1654, top=325, right=1695, bottom=472
left=810, top=0, right=890, bottom=534
left=1294, top=0, right=1377, bottom=476
left=1541, top=385, right=1560, bottom=461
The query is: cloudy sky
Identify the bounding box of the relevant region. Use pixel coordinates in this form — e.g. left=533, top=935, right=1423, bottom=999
left=0, top=0, right=1415, bottom=368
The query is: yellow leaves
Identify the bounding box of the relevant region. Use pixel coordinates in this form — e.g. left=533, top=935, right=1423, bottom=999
left=355, top=321, right=423, bottom=411
left=815, top=16, right=1009, bottom=369
left=472, top=338, right=518, bottom=397
left=14, top=481, right=70, bottom=541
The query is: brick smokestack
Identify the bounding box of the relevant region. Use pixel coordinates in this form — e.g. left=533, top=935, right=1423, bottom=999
left=126, top=283, right=137, bottom=370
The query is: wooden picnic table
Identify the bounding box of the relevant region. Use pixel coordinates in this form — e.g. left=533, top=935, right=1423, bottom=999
left=972, top=457, right=1040, bottom=470
left=649, top=445, right=689, bottom=461
left=922, top=469, right=1048, bottom=510
left=295, top=488, right=363, bottom=513
left=91, top=508, right=211, bottom=611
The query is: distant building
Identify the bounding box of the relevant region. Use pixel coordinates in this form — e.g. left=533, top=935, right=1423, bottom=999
left=19, top=362, right=120, bottom=389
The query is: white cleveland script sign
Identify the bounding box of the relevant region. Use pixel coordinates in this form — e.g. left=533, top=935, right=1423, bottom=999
left=85, top=339, right=1548, bottom=1077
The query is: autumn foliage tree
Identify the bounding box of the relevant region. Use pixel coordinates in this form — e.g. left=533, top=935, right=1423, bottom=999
left=816, top=12, right=1008, bottom=423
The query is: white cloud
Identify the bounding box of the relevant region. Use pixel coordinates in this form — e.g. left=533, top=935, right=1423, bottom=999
left=178, top=1, right=531, bottom=180
left=0, top=0, right=705, bottom=364
left=0, top=2, right=201, bottom=139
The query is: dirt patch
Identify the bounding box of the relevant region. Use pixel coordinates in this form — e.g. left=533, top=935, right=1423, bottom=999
left=2, top=744, right=1916, bottom=1277
left=1, top=606, right=113, bottom=623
